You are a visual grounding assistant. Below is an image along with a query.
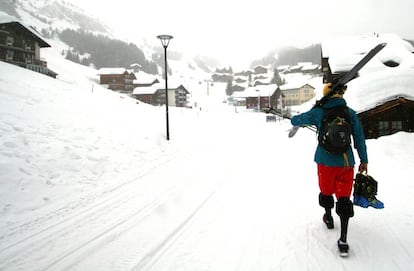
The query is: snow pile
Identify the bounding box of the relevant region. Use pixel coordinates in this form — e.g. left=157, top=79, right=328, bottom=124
left=322, top=33, right=414, bottom=112
left=348, top=67, right=414, bottom=112
left=322, top=33, right=414, bottom=73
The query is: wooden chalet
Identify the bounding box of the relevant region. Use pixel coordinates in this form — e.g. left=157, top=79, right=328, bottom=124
left=358, top=97, right=414, bottom=139
left=132, top=86, right=156, bottom=104
left=0, top=20, right=57, bottom=78
left=232, top=84, right=282, bottom=110
left=97, top=68, right=136, bottom=93
left=133, top=82, right=190, bottom=107
left=254, top=65, right=268, bottom=74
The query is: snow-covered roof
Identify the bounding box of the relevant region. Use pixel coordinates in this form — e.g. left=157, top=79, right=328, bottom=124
left=279, top=82, right=314, bottom=91
left=347, top=67, right=414, bottom=112
left=232, top=84, right=278, bottom=98
left=289, top=64, right=303, bottom=70
left=253, top=76, right=272, bottom=85
left=254, top=65, right=268, bottom=69
left=322, top=33, right=414, bottom=73
left=0, top=14, right=51, bottom=48
left=97, top=68, right=130, bottom=75
left=133, top=85, right=158, bottom=95
left=323, top=33, right=414, bottom=112
left=133, top=81, right=188, bottom=95
left=301, top=64, right=320, bottom=71
left=133, top=72, right=160, bottom=85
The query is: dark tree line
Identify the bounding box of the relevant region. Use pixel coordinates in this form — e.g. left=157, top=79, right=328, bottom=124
left=59, top=29, right=158, bottom=74
left=215, top=66, right=233, bottom=74
left=251, top=44, right=322, bottom=68
left=275, top=44, right=322, bottom=66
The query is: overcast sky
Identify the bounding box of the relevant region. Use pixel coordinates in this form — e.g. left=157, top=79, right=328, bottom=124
left=68, top=0, right=414, bottom=69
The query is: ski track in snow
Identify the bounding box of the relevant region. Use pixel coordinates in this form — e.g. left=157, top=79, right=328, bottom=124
left=0, top=140, right=223, bottom=270
left=1, top=105, right=414, bottom=270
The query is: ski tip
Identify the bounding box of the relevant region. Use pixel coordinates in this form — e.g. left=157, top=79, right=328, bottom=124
left=378, top=42, right=387, bottom=48
left=373, top=42, right=387, bottom=53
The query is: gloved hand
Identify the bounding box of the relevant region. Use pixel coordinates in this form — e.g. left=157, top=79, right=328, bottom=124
left=358, top=163, right=368, bottom=174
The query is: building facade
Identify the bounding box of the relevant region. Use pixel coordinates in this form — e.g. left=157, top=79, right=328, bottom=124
left=280, top=83, right=316, bottom=106
left=0, top=21, right=56, bottom=78
left=98, top=68, right=136, bottom=93
left=133, top=83, right=190, bottom=107
left=358, top=97, right=414, bottom=139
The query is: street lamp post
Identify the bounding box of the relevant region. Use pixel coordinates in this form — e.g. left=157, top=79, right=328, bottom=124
left=157, top=35, right=173, bottom=140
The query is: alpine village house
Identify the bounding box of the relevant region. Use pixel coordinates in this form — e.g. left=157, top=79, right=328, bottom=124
left=132, top=82, right=190, bottom=107
left=97, top=68, right=136, bottom=93
left=0, top=20, right=57, bottom=78
left=97, top=67, right=190, bottom=107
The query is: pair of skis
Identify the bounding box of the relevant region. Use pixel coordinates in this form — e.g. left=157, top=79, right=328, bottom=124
left=288, top=42, right=387, bottom=138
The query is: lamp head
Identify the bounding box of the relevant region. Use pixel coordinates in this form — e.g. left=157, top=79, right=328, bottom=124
left=157, top=35, right=173, bottom=48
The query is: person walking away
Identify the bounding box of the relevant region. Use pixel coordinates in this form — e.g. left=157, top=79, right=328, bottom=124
left=290, top=83, right=368, bottom=256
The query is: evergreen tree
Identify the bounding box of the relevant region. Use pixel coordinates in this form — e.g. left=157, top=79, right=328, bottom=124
left=271, top=69, right=283, bottom=85
left=225, top=77, right=233, bottom=96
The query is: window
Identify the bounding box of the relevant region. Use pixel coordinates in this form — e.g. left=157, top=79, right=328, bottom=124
left=6, top=36, right=14, bottom=46
left=378, top=121, right=389, bottom=136
left=391, top=121, right=402, bottom=131
left=6, top=50, right=13, bottom=60
left=379, top=120, right=403, bottom=136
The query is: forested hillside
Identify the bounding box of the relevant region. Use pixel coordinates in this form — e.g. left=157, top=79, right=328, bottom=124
left=60, top=29, right=158, bottom=74
left=251, top=44, right=322, bottom=68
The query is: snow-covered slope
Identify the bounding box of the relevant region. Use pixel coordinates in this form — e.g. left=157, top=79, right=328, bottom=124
left=0, top=0, right=228, bottom=74
left=1, top=38, right=414, bottom=270
left=2, top=0, right=110, bottom=34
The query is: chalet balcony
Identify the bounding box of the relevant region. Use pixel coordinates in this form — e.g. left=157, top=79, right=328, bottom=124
left=5, top=56, right=46, bottom=67
left=0, top=42, right=35, bottom=53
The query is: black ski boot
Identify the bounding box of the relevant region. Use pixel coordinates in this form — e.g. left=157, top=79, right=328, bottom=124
left=337, top=239, right=349, bottom=257
left=322, top=214, right=334, bottom=229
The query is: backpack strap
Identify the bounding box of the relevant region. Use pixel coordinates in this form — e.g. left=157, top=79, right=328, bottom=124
left=343, top=153, right=350, bottom=166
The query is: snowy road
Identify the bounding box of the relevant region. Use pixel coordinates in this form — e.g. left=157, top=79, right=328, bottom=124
left=0, top=110, right=312, bottom=270
left=1, top=108, right=413, bottom=271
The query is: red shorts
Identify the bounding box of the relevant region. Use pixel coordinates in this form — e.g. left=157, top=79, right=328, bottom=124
left=317, top=164, right=354, bottom=198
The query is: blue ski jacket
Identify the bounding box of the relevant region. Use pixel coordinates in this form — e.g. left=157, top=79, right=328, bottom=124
left=291, top=97, right=368, bottom=167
